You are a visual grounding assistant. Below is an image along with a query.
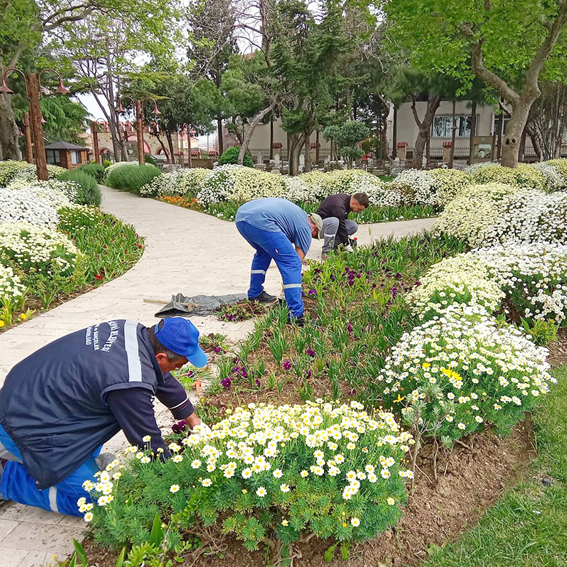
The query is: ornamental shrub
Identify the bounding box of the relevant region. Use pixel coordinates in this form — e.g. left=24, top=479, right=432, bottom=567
left=0, top=187, right=61, bottom=226
left=0, top=221, right=80, bottom=281
left=377, top=303, right=555, bottom=447
left=533, top=162, right=564, bottom=192
left=407, top=254, right=504, bottom=319
left=428, top=168, right=471, bottom=206
left=140, top=168, right=210, bottom=198
left=389, top=169, right=437, bottom=206
left=545, top=159, right=567, bottom=189
left=0, top=264, right=25, bottom=304
left=470, top=243, right=567, bottom=326
left=85, top=401, right=412, bottom=551
left=198, top=165, right=287, bottom=206
left=483, top=189, right=567, bottom=246
left=79, top=163, right=106, bottom=183
left=218, top=146, right=254, bottom=168
left=466, top=162, right=547, bottom=191
left=58, top=170, right=102, bottom=206
left=0, top=161, right=66, bottom=186
left=105, top=163, right=161, bottom=194
left=434, top=182, right=519, bottom=246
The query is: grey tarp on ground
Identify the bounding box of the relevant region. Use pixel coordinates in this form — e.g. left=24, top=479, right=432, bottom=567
left=154, top=293, right=247, bottom=318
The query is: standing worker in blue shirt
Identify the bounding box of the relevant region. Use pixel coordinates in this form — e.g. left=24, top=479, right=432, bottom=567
left=236, top=198, right=322, bottom=326
left=0, top=317, right=209, bottom=517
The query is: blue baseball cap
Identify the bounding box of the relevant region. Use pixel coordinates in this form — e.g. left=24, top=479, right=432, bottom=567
left=154, top=318, right=208, bottom=368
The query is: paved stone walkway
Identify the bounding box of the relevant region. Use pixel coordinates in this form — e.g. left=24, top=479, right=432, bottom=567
left=0, top=187, right=436, bottom=565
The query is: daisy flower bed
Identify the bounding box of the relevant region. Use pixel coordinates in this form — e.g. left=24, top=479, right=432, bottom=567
left=0, top=163, right=144, bottom=329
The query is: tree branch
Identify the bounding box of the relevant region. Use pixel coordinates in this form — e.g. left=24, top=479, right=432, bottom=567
left=410, top=94, right=422, bottom=129
left=470, top=38, right=520, bottom=106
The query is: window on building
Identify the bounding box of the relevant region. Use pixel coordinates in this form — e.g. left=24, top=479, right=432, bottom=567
left=432, top=115, right=475, bottom=138
left=71, top=150, right=81, bottom=164
left=46, top=150, right=60, bottom=165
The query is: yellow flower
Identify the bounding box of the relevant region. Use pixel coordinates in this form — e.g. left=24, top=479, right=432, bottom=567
left=387, top=497, right=395, bottom=506
left=282, top=519, right=289, bottom=526
left=170, top=484, right=180, bottom=493
left=84, top=512, right=93, bottom=522
left=351, top=517, right=360, bottom=527
left=19, top=313, right=27, bottom=321
left=342, top=522, right=347, bottom=528
left=0, top=321, right=5, bottom=328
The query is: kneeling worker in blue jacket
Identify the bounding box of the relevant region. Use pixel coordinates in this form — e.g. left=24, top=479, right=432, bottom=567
left=0, top=317, right=209, bottom=516
left=236, top=198, right=322, bottom=325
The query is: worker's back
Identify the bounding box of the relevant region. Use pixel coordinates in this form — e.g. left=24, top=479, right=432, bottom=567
left=236, top=198, right=312, bottom=254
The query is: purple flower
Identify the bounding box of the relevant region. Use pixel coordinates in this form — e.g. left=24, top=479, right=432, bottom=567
left=172, top=420, right=187, bottom=434
left=305, top=370, right=312, bottom=379
left=221, top=377, right=232, bottom=389
left=348, top=388, right=356, bottom=396
left=308, top=289, right=317, bottom=296
left=347, top=323, right=353, bottom=333
left=283, top=360, right=292, bottom=370
left=255, top=379, right=261, bottom=388
left=306, top=349, right=316, bottom=357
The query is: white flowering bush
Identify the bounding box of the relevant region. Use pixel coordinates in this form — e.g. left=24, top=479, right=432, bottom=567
left=0, top=187, right=61, bottom=227
left=407, top=255, right=504, bottom=319
left=139, top=169, right=210, bottom=197
left=545, top=159, right=567, bottom=189
left=377, top=304, right=555, bottom=446
left=483, top=189, right=567, bottom=246
left=198, top=165, right=287, bottom=206
left=428, top=168, right=471, bottom=206
left=85, top=400, right=412, bottom=551
left=533, top=162, right=565, bottom=192
left=0, top=264, right=25, bottom=303
left=434, top=183, right=519, bottom=246
left=7, top=180, right=78, bottom=208
left=470, top=243, right=567, bottom=325
left=466, top=162, right=547, bottom=191
left=0, top=222, right=80, bottom=280
left=389, top=169, right=437, bottom=206
left=0, top=161, right=65, bottom=186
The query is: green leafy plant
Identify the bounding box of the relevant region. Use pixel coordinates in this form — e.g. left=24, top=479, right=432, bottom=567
left=105, top=163, right=162, bottom=194
left=218, top=146, right=254, bottom=167
left=58, top=169, right=102, bottom=206
left=79, top=162, right=106, bottom=183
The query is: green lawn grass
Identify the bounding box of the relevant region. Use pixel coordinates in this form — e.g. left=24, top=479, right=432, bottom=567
left=423, top=365, right=567, bottom=567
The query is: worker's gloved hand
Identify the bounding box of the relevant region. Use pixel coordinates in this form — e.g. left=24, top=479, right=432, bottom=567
left=190, top=422, right=212, bottom=439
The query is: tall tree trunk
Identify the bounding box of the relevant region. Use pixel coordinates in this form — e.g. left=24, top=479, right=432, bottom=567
left=526, top=125, right=542, bottom=161
left=289, top=133, right=305, bottom=176
left=152, top=126, right=169, bottom=161
left=304, top=126, right=313, bottom=172
left=238, top=102, right=275, bottom=165
left=0, top=93, right=22, bottom=161
left=411, top=95, right=441, bottom=169
left=449, top=100, right=457, bottom=168
left=391, top=106, right=398, bottom=160
left=497, top=112, right=504, bottom=160
left=469, top=100, right=477, bottom=164
left=217, top=117, right=224, bottom=155
left=165, top=130, right=176, bottom=164
left=270, top=115, right=274, bottom=160
left=501, top=100, right=532, bottom=168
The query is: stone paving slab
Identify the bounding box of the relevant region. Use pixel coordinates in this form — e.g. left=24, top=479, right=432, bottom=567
left=0, top=186, right=436, bottom=562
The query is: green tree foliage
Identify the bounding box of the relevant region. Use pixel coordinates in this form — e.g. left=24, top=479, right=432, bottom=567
left=383, top=0, right=567, bottom=168
left=39, top=97, right=89, bottom=144
left=218, top=146, right=254, bottom=167
left=333, top=121, right=370, bottom=168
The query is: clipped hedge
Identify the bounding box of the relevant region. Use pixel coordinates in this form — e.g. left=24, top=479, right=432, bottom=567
left=58, top=170, right=102, bottom=206
left=79, top=163, right=106, bottom=183
left=105, top=163, right=162, bottom=194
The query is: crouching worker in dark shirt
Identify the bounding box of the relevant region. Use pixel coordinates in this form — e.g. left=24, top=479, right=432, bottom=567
left=0, top=317, right=209, bottom=516
left=315, top=192, right=369, bottom=259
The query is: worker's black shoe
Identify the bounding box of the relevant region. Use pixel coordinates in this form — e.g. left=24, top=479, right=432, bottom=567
left=287, top=315, right=305, bottom=327
left=250, top=291, right=277, bottom=304
left=348, top=237, right=358, bottom=248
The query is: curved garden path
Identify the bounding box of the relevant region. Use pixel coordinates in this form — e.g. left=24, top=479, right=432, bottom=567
left=0, top=187, right=436, bottom=565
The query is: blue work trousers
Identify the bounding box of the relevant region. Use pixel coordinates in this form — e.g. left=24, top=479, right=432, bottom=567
left=236, top=221, right=304, bottom=317
left=0, top=424, right=101, bottom=517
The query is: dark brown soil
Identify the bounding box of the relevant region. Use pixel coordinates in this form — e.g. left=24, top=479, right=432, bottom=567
left=548, top=327, right=567, bottom=368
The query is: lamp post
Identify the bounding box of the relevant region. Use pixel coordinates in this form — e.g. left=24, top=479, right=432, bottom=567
left=0, top=68, right=69, bottom=181
left=22, top=112, right=33, bottom=164
left=117, top=97, right=160, bottom=165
